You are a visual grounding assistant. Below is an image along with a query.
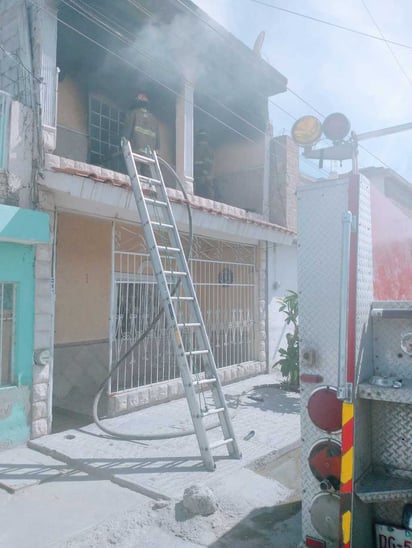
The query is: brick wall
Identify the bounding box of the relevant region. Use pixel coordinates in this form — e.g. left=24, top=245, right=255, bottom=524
left=269, top=135, right=299, bottom=232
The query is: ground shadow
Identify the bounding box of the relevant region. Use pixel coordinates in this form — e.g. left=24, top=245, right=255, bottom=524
left=174, top=500, right=194, bottom=522
left=0, top=451, right=231, bottom=494
left=209, top=501, right=302, bottom=547
left=52, top=407, right=93, bottom=433
left=0, top=462, right=102, bottom=492
left=225, top=384, right=300, bottom=415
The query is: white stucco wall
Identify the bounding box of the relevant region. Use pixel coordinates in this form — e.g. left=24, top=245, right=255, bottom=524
left=267, top=242, right=297, bottom=368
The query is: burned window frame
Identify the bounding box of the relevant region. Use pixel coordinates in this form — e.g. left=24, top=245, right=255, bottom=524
left=88, top=94, right=125, bottom=171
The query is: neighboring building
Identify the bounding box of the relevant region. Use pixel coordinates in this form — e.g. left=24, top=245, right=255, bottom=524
left=361, top=166, right=412, bottom=219
left=301, top=165, right=412, bottom=301
left=0, top=0, right=298, bottom=442
left=0, top=91, right=51, bottom=449
left=361, top=167, right=412, bottom=300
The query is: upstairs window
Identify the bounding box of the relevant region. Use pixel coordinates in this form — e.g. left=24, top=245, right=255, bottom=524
left=88, top=95, right=125, bottom=171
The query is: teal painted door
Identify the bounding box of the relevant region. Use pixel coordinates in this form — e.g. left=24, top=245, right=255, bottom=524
left=0, top=242, right=34, bottom=448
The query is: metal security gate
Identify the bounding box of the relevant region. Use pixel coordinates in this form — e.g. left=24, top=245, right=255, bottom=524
left=110, top=223, right=257, bottom=393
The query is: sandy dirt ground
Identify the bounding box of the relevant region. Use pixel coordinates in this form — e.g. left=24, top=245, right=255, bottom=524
left=1, top=373, right=302, bottom=547
left=60, top=445, right=302, bottom=547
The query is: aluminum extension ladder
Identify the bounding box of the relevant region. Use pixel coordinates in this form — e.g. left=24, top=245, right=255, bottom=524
left=121, top=138, right=241, bottom=471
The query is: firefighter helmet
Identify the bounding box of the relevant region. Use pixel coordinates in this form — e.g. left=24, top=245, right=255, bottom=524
left=136, top=92, right=149, bottom=103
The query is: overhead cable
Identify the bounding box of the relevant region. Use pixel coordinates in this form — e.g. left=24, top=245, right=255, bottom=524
left=247, top=0, right=412, bottom=52
left=55, top=0, right=331, bottom=176
left=360, top=0, right=412, bottom=88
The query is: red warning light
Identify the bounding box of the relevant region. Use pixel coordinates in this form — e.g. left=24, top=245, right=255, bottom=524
left=308, top=439, right=341, bottom=491
left=307, top=386, right=342, bottom=432
left=322, top=112, right=351, bottom=142
left=306, top=536, right=326, bottom=548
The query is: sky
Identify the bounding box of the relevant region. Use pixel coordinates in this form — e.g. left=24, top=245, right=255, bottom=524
left=193, top=0, right=412, bottom=182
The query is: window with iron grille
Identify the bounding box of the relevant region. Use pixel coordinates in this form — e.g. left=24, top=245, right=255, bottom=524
left=1, top=283, right=15, bottom=386
left=111, top=226, right=257, bottom=392
left=88, top=95, right=125, bottom=171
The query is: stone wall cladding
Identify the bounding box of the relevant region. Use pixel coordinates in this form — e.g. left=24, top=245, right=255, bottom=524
left=31, top=214, right=54, bottom=439
left=257, top=241, right=267, bottom=370
left=0, top=172, right=19, bottom=206
left=107, top=361, right=266, bottom=417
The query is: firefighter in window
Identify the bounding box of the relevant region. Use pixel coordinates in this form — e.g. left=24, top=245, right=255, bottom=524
left=194, top=129, right=215, bottom=200
left=123, top=92, right=159, bottom=176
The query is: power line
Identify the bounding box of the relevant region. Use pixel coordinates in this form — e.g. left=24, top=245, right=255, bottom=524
left=55, top=0, right=331, bottom=176
left=60, top=0, right=266, bottom=139
left=360, top=0, right=412, bottom=88
left=173, top=0, right=332, bottom=175
left=172, top=1, right=299, bottom=119
left=183, top=0, right=397, bottom=178
left=30, top=0, right=258, bottom=144
left=175, top=0, right=407, bottom=178
left=286, top=87, right=324, bottom=118
left=236, top=1, right=406, bottom=173
left=246, top=0, right=412, bottom=52
left=34, top=1, right=402, bottom=186
left=0, top=43, right=42, bottom=83
left=358, top=143, right=392, bottom=170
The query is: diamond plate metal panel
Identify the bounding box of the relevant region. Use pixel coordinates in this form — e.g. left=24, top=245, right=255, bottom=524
left=372, top=401, right=412, bottom=473
left=372, top=301, right=412, bottom=379
left=374, top=501, right=406, bottom=527
left=352, top=176, right=375, bottom=548
left=298, top=179, right=350, bottom=545
left=298, top=176, right=375, bottom=547
left=356, top=302, right=412, bottom=534
left=358, top=380, right=412, bottom=404
left=355, top=176, right=374, bottom=371
left=298, top=179, right=348, bottom=388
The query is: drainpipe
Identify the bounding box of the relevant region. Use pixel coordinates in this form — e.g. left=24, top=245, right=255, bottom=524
left=47, top=208, right=57, bottom=431
left=265, top=240, right=270, bottom=373
left=262, top=122, right=272, bottom=220
left=263, top=115, right=272, bottom=371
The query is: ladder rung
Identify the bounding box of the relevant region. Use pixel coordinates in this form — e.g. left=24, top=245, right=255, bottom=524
left=171, top=296, right=194, bottom=301
left=151, top=221, right=173, bottom=229
left=209, top=438, right=234, bottom=450
left=185, top=349, right=209, bottom=356
left=202, top=407, right=225, bottom=417
left=145, top=198, right=167, bottom=207
left=132, top=152, right=155, bottom=164
left=177, top=322, right=201, bottom=328
left=140, top=176, right=161, bottom=185
left=193, top=378, right=217, bottom=387
left=157, top=245, right=181, bottom=253
left=164, top=270, right=187, bottom=277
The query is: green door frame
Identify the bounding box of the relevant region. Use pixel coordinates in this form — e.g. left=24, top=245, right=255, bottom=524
left=0, top=242, right=35, bottom=447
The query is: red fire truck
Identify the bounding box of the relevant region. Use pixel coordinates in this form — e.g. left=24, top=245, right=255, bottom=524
left=293, top=115, right=412, bottom=547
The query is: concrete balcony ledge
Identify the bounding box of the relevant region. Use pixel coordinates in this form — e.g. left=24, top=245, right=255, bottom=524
left=43, top=154, right=295, bottom=244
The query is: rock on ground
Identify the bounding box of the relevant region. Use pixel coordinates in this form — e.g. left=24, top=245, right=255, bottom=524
left=182, top=484, right=218, bottom=516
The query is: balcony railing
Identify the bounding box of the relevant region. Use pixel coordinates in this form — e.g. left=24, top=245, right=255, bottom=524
left=0, top=91, right=11, bottom=170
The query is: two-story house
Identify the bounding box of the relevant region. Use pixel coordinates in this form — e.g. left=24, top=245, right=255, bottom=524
left=0, top=0, right=298, bottom=445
